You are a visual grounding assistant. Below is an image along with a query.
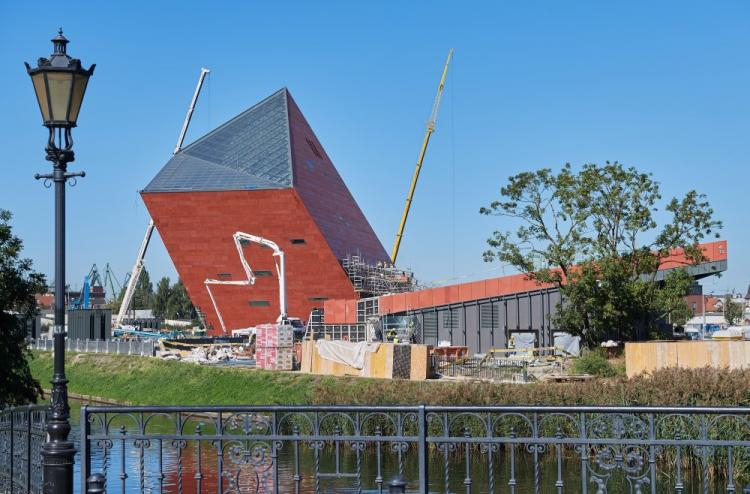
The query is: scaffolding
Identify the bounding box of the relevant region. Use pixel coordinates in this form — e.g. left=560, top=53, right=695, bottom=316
left=341, top=254, right=419, bottom=296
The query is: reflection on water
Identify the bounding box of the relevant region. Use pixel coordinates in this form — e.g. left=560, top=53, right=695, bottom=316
left=68, top=402, right=731, bottom=493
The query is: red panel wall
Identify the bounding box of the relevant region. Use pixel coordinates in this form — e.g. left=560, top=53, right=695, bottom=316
left=142, top=189, right=358, bottom=334
left=287, top=93, right=389, bottom=265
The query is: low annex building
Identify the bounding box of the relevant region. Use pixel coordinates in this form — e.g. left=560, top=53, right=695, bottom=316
left=142, top=88, right=389, bottom=333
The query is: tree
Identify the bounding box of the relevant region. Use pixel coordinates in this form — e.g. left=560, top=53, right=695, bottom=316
left=481, top=162, right=721, bottom=347
left=132, top=268, right=153, bottom=310
left=153, top=276, right=171, bottom=319
left=0, top=209, right=45, bottom=406
left=166, top=279, right=195, bottom=321
left=723, top=296, right=743, bottom=326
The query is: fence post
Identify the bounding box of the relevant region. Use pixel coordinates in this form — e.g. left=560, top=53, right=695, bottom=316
left=80, top=406, right=91, bottom=494
left=389, top=476, right=406, bottom=493
left=26, top=405, right=32, bottom=493
left=418, top=405, right=428, bottom=493
left=9, top=409, right=13, bottom=492
left=86, top=473, right=105, bottom=494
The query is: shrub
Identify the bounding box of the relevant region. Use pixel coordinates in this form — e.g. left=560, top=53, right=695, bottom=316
left=572, top=348, right=619, bottom=377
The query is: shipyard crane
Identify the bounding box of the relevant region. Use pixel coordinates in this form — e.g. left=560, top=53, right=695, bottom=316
left=204, top=232, right=288, bottom=334
left=103, top=263, right=122, bottom=303
left=116, top=68, right=210, bottom=327
left=390, top=49, right=453, bottom=264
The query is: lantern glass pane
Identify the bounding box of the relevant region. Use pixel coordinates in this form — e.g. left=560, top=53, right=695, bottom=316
left=68, top=73, right=89, bottom=125
left=46, top=71, right=73, bottom=123
left=31, top=72, right=50, bottom=122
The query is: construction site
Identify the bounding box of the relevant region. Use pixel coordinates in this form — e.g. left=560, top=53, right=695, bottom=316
left=46, top=52, right=730, bottom=383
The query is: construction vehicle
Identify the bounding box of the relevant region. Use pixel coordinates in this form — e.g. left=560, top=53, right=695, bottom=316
left=391, top=49, right=453, bottom=264
left=116, top=68, right=210, bottom=328
left=204, top=231, right=290, bottom=335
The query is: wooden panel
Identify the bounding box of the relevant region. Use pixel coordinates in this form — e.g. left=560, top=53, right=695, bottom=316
left=626, top=341, right=750, bottom=378
left=409, top=345, right=432, bottom=380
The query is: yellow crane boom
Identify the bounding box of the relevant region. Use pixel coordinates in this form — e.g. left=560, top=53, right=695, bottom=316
left=391, top=49, right=453, bottom=264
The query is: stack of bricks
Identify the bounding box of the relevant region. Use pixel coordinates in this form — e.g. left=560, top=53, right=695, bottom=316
left=255, top=324, right=294, bottom=370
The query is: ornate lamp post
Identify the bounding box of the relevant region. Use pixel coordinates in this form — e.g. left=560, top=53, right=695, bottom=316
left=25, top=29, right=94, bottom=494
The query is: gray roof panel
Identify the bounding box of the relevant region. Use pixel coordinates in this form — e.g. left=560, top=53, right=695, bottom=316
left=143, top=88, right=292, bottom=193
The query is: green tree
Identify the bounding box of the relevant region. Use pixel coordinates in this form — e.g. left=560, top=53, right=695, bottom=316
left=153, top=276, right=171, bottom=319
left=166, top=279, right=195, bottom=320
left=481, top=162, right=721, bottom=347
left=0, top=209, right=45, bottom=406
left=132, top=268, right=153, bottom=310
left=723, top=296, right=744, bottom=326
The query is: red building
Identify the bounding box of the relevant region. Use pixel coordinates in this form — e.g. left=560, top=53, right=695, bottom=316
left=142, top=88, right=389, bottom=333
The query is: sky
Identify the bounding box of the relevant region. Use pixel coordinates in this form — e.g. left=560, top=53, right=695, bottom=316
left=1, top=1, right=748, bottom=296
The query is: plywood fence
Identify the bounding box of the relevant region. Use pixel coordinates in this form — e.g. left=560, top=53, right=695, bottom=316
left=625, top=340, right=750, bottom=378
left=300, top=341, right=432, bottom=380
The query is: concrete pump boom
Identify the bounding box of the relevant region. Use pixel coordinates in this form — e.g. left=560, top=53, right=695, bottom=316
left=116, top=68, right=210, bottom=327
left=204, top=232, right=288, bottom=334
left=390, top=49, right=453, bottom=264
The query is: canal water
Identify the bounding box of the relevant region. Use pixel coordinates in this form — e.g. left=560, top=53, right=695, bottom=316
left=67, top=401, right=730, bottom=493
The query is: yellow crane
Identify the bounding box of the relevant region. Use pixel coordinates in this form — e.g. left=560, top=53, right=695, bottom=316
left=391, top=49, right=454, bottom=264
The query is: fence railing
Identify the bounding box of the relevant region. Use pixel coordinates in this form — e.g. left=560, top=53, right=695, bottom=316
left=81, top=404, right=750, bottom=493
left=432, top=355, right=530, bottom=382
left=30, top=338, right=156, bottom=357
left=0, top=405, right=47, bottom=494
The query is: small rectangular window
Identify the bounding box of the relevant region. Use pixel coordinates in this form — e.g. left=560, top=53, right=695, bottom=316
left=306, top=137, right=324, bottom=160
left=255, top=270, right=272, bottom=277
left=217, top=273, right=231, bottom=278
left=308, top=296, right=329, bottom=302
left=291, top=239, right=306, bottom=245
left=249, top=301, right=270, bottom=307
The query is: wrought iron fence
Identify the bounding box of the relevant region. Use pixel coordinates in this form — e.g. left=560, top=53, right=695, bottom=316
left=0, top=405, right=47, bottom=494
left=431, top=355, right=530, bottom=382
left=81, top=404, right=750, bottom=493
left=31, top=338, right=156, bottom=357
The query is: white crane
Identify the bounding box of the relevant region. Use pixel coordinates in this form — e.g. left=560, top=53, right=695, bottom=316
left=115, top=68, right=210, bottom=327
left=204, top=232, right=288, bottom=334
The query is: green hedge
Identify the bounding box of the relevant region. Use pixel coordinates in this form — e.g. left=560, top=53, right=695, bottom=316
left=29, top=351, right=750, bottom=407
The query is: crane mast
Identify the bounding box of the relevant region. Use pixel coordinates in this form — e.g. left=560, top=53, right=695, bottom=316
left=390, top=49, right=453, bottom=264
left=115, top=68, right=210, bottom=327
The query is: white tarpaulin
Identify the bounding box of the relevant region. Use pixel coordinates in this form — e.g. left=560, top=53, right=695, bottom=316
left=316, top=340, right=380, bottom=370
left=554, top=332, right=581, bottom=356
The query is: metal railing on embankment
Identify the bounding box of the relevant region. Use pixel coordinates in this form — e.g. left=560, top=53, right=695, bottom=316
left=79, top=404, right=750, bottom=493
left=431, top=355, right=530, bottom=382
left=30, top=338, right=156, bottom=357
left=0, top=405, right=47, bottom=493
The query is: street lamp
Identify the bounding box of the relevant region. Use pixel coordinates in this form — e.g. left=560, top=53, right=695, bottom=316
left=26, top=29, right=94, bottom=494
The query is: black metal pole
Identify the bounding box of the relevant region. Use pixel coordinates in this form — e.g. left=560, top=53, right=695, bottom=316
left=38, top=127, right=79, bottom=494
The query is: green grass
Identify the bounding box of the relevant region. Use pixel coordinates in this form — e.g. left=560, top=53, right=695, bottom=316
left=29, top=351, right=317, bottom=405
left=28, top=351, right=750, bottom=407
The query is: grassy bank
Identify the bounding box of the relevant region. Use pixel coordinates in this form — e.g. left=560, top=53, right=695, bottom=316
left=29, top=351, right=750, bottom=407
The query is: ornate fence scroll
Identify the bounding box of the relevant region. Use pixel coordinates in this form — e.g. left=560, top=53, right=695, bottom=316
left=81, top=404, right=750, bottom=493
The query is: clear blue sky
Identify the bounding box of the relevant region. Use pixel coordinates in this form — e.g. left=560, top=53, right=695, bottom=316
left=1, top=1, right=748, bottom=295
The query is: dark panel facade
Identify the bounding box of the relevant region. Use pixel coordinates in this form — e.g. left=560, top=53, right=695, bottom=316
left=408, top=288, right=560, bottom=355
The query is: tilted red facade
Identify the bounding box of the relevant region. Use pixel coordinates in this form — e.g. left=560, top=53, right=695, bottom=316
left=141, top=89, right=388, bottom=333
